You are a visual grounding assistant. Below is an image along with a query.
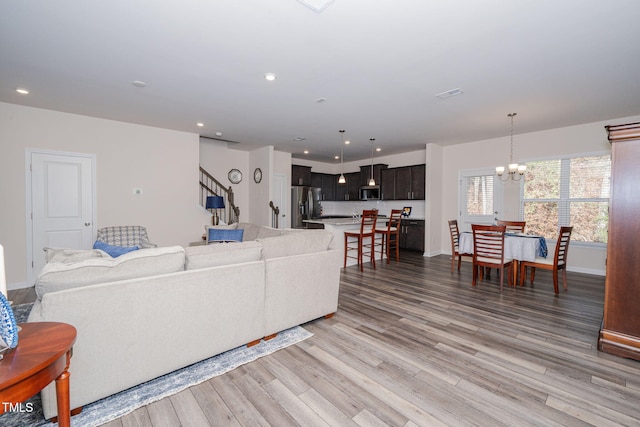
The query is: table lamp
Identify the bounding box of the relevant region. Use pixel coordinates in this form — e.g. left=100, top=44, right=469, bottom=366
left=206, top=196, right=225, bottom=225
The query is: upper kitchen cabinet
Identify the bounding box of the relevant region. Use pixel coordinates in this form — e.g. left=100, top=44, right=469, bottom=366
left=311, top=172, right=336, bottom=201
left=335, top=172, right=361, bottom=201
left=380, top=164, right=425, bottom=200
left=360, top=164, right=388, bottom=187
left=292, top=165, right=312, bottom=186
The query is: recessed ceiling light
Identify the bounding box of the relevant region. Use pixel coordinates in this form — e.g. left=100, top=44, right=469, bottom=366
left=376, top=148, right=382, bottom=152
left=293, top=137, right=306, bottom=142
left=132, top=80, right=147, bottom=88
left=264, top=73, right=277, bottom=81
left=16, top=88, right=29, bottom=95
left=303, top=150, right=309, bottom=154
left=316, top=97, right=327, bottom=103
left=196, top=122, right=204, bottom=127
left=435, top=88, right=464, bottom=100
left=215, top=131, right=223, bottom=137
left=345, top=140, right=350, bottom=145
left=334, top=155, right=340, bottom=160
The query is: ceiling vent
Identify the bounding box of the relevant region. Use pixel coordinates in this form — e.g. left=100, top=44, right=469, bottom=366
left=297, top=0, right=335, bottom=13
left=435, top=88, right=464, bottom=100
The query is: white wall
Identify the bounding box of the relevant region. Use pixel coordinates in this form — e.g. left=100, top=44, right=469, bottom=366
left=438, top=114, right=640, bottom=275
left=0, top=102, right=207, bottom=288
left=199, top=139, right=250, bottom=223
left=248, top=146, right=273, bottom=226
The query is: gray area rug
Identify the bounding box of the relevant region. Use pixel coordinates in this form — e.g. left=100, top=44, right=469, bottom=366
left=2, top=303, right=313, bottom=427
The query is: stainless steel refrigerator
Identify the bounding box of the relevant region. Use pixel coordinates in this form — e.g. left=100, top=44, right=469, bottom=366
left=291, top=186, right=323, bottom=228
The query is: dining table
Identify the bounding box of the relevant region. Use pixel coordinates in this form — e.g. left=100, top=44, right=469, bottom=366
left=458, top=231, right=547, bottom=262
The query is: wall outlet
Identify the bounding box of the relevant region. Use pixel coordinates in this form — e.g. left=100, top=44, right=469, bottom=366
left=133, top=188, right=143, bottom=195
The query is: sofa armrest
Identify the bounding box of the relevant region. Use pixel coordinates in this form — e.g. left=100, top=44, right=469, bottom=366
left=263, top=249, right=341, bottom=336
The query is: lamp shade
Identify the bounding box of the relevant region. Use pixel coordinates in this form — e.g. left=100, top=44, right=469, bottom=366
left=206, top=195, right=225, bottom=209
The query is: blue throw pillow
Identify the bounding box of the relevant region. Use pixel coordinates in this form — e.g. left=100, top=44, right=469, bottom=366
left=93, top=240, right=139, bottom=257
left=207, top=228, right=244, bottom=243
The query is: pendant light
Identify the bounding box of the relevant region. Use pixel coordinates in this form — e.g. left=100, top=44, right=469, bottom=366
left=368, top=138, right=376, bottom=186
left=496, top=113, right=526, bottom=182
left=338, top=130, right=346, bottom=184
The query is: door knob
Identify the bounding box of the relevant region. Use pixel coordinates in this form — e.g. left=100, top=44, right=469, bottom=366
left=84, top=222, right=91, bottom=226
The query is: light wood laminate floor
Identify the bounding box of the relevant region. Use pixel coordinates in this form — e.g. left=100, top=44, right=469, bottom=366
left=11, top=252, right=640, bottom=426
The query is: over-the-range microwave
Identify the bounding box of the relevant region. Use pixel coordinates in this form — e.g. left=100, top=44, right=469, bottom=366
left=359, top=186, right=380, bottom=200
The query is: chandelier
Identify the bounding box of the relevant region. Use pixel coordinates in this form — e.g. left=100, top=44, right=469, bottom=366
left=496, top=112, right=526, bottom=182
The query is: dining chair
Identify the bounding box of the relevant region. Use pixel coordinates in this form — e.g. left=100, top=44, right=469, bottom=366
left=448, top=219, right=472, bottom=273
left=519, top=226, right=573, bottom=294
left=375, top=209, right=403, bottom=264
left=471, top=224, right=514, bottom=292
left=496, top=220, right=526, bottom=233
left=344, top=209, right=378, bottom=271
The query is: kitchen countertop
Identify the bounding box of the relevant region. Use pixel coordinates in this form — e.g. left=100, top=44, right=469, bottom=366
left=304, top=218, right=361, bottom=226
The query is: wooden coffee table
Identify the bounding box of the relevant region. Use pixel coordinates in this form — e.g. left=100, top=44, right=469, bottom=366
left=0, top=322, right=77, bottom=427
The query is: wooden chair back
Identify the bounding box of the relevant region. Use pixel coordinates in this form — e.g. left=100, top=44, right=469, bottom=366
left=472, top=224, right=507, bottom=264
left=387, top=209, right=402, bottom=230
left=471, top=224, right=513, bottom=291
left=360, top=209, right=378, bottom=235
left=555, top=226, right=573, bottom=267
left=496, top=220, right=526, bottom=233
left=518, top=226, right=573, bottom=294
left=344, top=209, right=379, bottom=271
left=448, top=220, right=460, bottom=253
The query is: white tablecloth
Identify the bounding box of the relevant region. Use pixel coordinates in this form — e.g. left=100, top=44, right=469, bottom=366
left=459, top=232, right=542, bottom=262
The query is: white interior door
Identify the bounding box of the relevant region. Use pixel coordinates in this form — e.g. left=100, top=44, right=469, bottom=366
left=458, top=168, right=503, bottom=232
left=28, top=151, right=95, bottom=282
left=272, top=173, right=288, bottom=228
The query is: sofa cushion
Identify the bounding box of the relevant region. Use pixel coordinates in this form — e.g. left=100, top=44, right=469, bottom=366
left=36, top=246, right=186, bottom=299
left=257, top=230, right=333, bottom=259
left=235, top=222, right=283, bottom=241
left=93, top=240, right=139, bottom=257
left=44, top=247, right=110, bottom=264
left=184, top=241, right=262, bottom=270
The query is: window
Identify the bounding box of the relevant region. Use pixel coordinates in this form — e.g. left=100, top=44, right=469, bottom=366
left=520, top=154, right=610, bottom=244
left=459, top=169, right=501, bottom=230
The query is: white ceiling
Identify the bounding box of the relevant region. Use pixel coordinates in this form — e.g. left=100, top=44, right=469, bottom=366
left=2, top=0, right=640, bottom=162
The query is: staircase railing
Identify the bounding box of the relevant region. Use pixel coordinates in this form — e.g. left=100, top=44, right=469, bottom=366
left=269, top=201, right=280, bottom=228
left=199, top=166, right=240, bottom=224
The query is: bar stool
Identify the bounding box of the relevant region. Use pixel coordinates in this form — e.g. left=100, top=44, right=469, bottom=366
left=344, top=209, right=378, bottom=271
left=375, top=209, right=402, bottom=264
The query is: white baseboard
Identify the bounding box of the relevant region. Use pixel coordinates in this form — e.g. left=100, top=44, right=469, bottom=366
left=8, top=281, right=30, bottom=291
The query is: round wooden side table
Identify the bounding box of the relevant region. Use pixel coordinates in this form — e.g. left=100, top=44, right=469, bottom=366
left=0, top=322, right=77, bottom=427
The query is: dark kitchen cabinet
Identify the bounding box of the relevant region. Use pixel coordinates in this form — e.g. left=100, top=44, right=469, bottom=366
left=400, top=219, right=425, bottom=252
left=336, top=172, right=360, bottom=201
left=292, top=165, right=312, bottom=186
left=380, top=169, right=396, bottom=200
left=360, top=164, right=388, bottom=187
left=311, top=172, right=336, bottom=201
left=380, top=164, right=425, bottom=200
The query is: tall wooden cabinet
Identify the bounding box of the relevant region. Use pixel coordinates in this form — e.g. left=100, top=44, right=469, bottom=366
left=598, top=122, right=640, bottom=361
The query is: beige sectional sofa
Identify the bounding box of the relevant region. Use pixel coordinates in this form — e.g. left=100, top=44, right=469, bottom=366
left=28, top=224, right=340, bottom=419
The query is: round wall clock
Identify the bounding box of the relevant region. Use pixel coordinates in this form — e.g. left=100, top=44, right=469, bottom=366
left=228, top=168, right=242, bottom=184
left=253, top=168, right=263, bottom=183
